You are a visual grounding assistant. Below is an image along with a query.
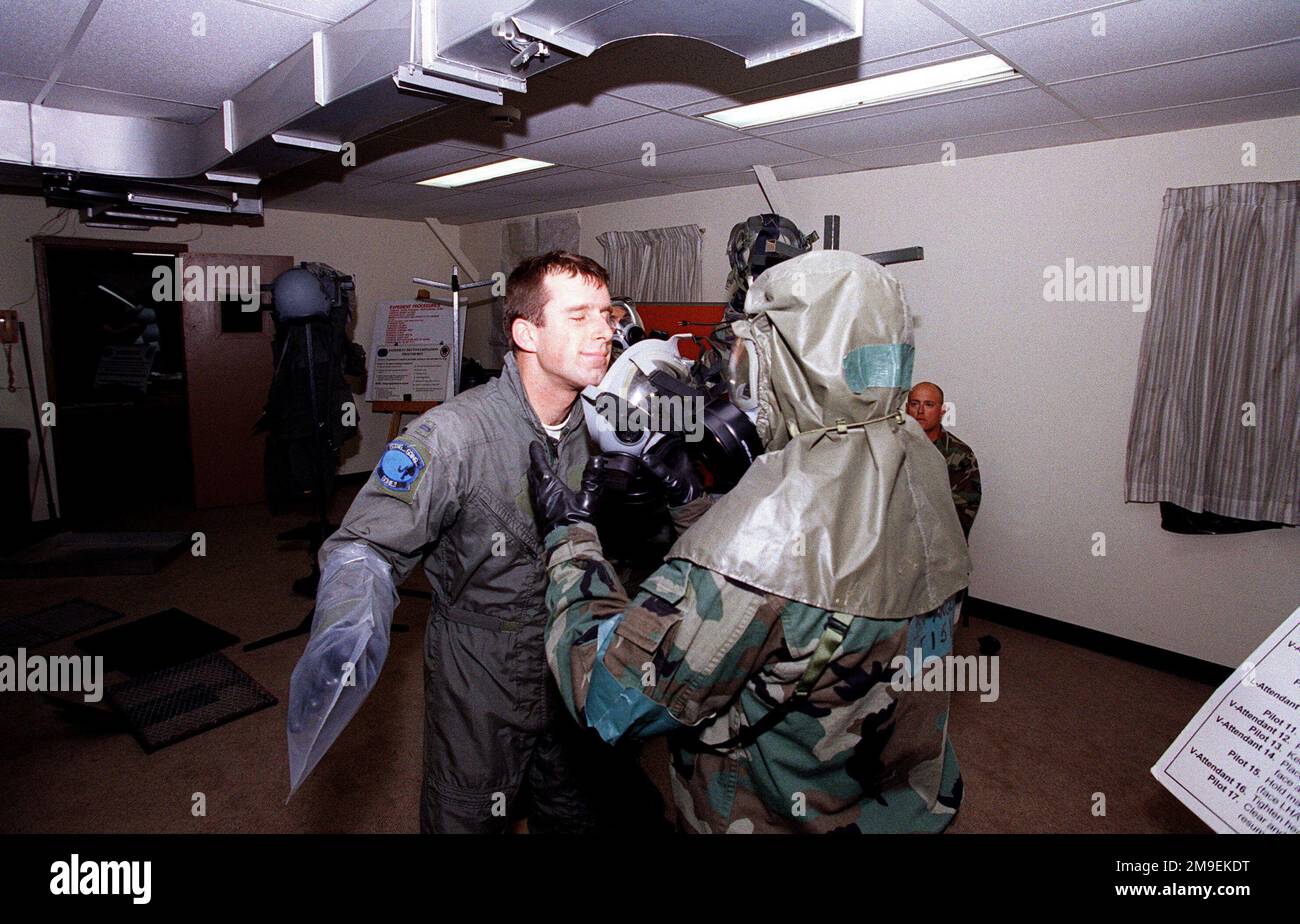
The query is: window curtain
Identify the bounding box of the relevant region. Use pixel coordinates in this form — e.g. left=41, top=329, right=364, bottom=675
left=596, top=224, right=703, bottom=302
left=492, top=213, right=580, bottom=366
left=1124, top=181, right=1298, bottom=525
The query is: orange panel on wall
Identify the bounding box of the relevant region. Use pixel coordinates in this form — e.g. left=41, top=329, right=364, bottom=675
left=635, top=302, right=726, bottom=359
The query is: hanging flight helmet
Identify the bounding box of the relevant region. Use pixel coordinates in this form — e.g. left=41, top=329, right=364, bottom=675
left=723, top=213, right=818, bottom=320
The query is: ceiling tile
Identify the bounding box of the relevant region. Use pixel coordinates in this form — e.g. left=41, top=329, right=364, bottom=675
left=436, top=182, right=693, bottom=225
left=389, top=81, right=659, bottom=151
left=348, top=140, right=493, bottom=181
left=983, top=0, right=1300, bottom=83
left=58, top=0, right=319, bottom=108
left=269, top=173, right=542, bottom=221
left=501, top=111, right=744, bottom=168
left=854, top=0, right=974, bottom=59
left=485, top=168, right=656, bottom=199
left=925, top=0, right=1136, bottom=36
left=666, top=171, right=760, bottom=191
left=597, top=137, right=818, bottom=179
left=264, top=167, right=387, bottom=207
left=231, top=0, right=375, bottom=23
left=837, top=141, right=938, bottom=171
left=765, top=87, right=1080, bottom=155
left=41, top=83, right=216, bottom=123
left=839, top=120, right=1108, bottom=169
left=1094, top=88, right=1300, bottom=136
left=0, top=72, right=50, bottom=104
left=1050, top=42, right=1300, bottom=117
left=772, top=158, right=863, bottom=181
left=0, top=0, right=92, bottom=81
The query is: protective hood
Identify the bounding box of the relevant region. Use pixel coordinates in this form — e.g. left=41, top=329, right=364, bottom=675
left=669, top=250, right=970, bottom=619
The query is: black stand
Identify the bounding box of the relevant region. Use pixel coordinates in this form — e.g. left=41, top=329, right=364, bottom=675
left=19, top=321, right=58, bottom=523
left=245, top=319, right=408, bottom=651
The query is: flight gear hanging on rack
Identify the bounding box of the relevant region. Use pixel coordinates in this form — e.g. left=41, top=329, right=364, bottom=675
left=258, top=263, right=364, bottom=507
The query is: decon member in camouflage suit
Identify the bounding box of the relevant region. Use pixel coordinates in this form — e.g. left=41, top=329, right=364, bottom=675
left=529, top=250, right=972, bottom=833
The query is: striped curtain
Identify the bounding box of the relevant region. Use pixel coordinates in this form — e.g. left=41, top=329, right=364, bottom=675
left=596, top=225, right=703, bottom=302
left=1125, top=181, right=1299, bottom=525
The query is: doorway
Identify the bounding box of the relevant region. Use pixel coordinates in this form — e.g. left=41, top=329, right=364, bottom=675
left=36, top=239, right=192, bottom=526
left=33, top=239, right=294, bottom=524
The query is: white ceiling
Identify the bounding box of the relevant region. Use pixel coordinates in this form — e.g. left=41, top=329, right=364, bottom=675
left=2, top=0, right=1297, bottom=224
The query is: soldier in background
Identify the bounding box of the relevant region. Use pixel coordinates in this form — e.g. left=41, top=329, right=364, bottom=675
left=528, top=251, right=971, bottom=833
left=907, top=381, right=982, bottom=539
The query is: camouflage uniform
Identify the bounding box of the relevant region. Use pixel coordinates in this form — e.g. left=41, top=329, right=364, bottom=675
left=934, top=429, right=982, bottom=538
left=541, top=500, right=964, bottom=835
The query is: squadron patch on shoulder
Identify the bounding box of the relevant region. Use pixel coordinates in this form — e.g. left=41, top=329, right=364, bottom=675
left=374, top=439, right=428, bottom=499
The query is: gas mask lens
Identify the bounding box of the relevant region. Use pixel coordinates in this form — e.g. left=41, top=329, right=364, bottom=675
left=726, top=341, right=758, bottom=413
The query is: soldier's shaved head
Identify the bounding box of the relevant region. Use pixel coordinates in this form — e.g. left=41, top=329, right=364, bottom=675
left=906, top=382, right=945, bottom=441
left=910, top=381, right=943, bottom=404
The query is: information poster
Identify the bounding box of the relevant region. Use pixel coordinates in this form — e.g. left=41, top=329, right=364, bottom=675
left=366, top=301, right=457, bottom=403
left=1152, top=604, right=1300, bottom=833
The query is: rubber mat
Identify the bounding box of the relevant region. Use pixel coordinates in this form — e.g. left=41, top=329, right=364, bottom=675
left=0, top=598, right=126, bottom=655
left=75, top=608, right=239, bottom=676
left=0, top=531, right=189, bottom=578
left=106, top=652, right=277, bottom=753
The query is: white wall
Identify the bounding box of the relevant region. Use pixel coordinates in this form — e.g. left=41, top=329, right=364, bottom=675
left=457, top=116, right=1300, bottom=667
left=0, top=196, right=459, bottom=518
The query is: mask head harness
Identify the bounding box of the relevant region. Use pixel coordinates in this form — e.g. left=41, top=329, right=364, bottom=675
left=724, top=213, right=818, bottom=316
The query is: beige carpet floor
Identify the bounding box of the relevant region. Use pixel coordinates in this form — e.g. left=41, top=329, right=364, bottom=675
left=0, top=485, right=1210, bottom=833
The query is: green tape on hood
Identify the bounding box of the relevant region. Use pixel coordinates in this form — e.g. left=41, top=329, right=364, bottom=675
left=843, top=343, right=915, bottom=392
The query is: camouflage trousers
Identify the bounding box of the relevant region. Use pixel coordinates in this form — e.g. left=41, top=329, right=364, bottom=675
left=665, top=599, right=963, bottom=834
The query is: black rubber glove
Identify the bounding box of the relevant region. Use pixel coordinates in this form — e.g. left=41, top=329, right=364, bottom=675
left=528, top=441, right=603, bottom=537
left=641, top=434, right=705, bottom=507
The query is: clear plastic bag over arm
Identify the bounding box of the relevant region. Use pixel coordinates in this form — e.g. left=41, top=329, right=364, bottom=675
left=286, top=541, right=398, bottom=799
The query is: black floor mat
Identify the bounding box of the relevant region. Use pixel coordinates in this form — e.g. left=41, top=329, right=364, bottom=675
left=75, top=608, right=239, bottom=676
left=0, top=531, right=189, bottom=578
left=0, top=598, right=126, bottom=655
left=106, top=652, right=277, bottom=753
left=41, top=693, right=132, bottom=734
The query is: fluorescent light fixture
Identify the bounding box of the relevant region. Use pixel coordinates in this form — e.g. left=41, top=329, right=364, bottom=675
left=393, top=63, right=503, bottom=105
left=417, top=157, right=553, bottom=188
left=104, top=210, right=179, bottom=224
left=703, top=54, right=1018, bottom=128
left=271, top=132, right=345, bottom=153
left=132, top=252, right=176, bottom=257
left=128, top=191, right=235, bottom=213
left=204, top=170, right=261, bottom=186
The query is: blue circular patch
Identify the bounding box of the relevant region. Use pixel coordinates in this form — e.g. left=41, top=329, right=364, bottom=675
left=375, top=442, right=424, bottom=493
